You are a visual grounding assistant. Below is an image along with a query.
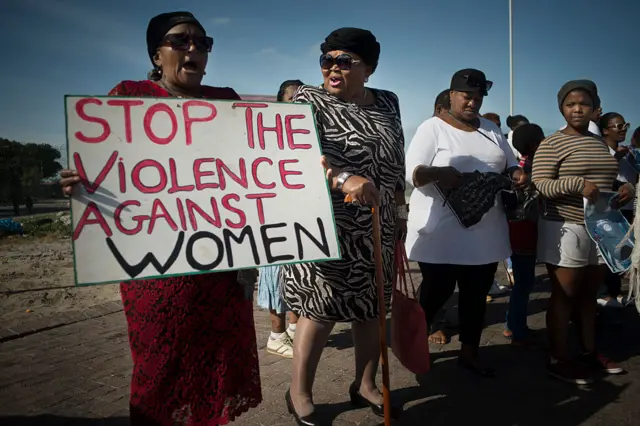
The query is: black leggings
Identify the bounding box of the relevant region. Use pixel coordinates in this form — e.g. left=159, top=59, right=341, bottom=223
left=418, top=262, right=498, bottom=347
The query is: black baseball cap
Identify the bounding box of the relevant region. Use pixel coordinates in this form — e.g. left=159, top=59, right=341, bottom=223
left=450, top=69, right=493, bottom=96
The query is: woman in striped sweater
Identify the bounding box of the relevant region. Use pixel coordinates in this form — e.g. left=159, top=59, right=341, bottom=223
left=532, top=80, right=634, bottom=385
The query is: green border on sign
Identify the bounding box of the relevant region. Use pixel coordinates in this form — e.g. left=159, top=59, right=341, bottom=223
left=64, top=95, right=341, bottom=286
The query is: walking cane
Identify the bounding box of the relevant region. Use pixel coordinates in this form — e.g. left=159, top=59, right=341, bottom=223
left=346, top=195, right=392, bottom=426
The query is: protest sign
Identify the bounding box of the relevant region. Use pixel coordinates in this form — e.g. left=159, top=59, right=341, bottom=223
left=65, top=96, right=340, bottom=286
left=584, top=191, right=635, bottom=273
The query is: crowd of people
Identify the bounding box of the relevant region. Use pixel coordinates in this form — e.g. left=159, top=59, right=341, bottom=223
left=58, top=10, right=640, bottom=426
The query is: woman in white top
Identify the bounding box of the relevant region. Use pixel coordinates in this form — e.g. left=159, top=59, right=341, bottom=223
left=405, top=69, right=526, bottom=376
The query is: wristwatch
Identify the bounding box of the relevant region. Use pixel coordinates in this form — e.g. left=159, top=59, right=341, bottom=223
left=396, top=204, right=409, bottom=220
left=336, top=172, right=354, bottom=191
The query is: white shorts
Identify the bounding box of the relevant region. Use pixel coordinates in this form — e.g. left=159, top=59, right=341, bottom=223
left=537, top=219, right=604, bottom=268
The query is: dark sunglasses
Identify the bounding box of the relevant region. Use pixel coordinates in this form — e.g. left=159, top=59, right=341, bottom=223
left=464, top=74, right=493, bottom=93
left=319, top=53, right=361, bottom=70
left=161, top=33, right=214, bottom=52
left=609, top=122, right=630, bottom=131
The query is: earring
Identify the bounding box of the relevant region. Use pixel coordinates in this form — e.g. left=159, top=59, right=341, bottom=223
left=365, top=77, right=369, bottom=83
left=203, top=71, right=207, bottom=75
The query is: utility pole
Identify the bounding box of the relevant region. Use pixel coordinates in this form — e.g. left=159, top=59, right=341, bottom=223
left=509, top=0, right=514, bottom=116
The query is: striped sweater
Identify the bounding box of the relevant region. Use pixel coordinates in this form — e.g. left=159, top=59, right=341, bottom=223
left=532, top=131, right=619, bottom=223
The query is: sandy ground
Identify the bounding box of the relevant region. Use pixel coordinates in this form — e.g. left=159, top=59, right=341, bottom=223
left=0, top=235, right=121, bottom=328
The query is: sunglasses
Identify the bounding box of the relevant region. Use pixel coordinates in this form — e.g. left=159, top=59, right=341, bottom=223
left=608, top=122, right=631, bottom=131
left=319, top=53, right=361, bottom=70
left=161, top=33, right=214, bottom=52
left=464, top=74, right=493, bottom=93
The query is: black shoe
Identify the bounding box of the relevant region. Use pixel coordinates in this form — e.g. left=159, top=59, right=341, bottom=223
left=457, top=358, right=496, bottom=378
left=285, top=389, right=326, bottom=426
left=348, top=382, right=402, bottom=419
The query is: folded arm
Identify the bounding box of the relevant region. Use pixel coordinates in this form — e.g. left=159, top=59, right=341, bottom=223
left=532, top=140, right=584, bottom=199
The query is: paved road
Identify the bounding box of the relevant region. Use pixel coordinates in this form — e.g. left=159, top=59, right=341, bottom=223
left=1, top=274, right=640, bottom=426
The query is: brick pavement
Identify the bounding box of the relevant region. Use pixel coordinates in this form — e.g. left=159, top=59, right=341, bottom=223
left=2, top=268, right=640, bottom=426
left=0, top=301, right=124, bottom=343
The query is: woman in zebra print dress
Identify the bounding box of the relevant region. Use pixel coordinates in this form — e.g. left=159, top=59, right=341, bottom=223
left=281, top=28, right=406, bottom=424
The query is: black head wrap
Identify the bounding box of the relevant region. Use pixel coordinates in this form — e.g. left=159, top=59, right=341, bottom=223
left=146, top=12, right=206, bottom=64
left=321, top=27, right=380, bottom=72
left=594, top=93, right=601, bottom=110
left=512, top=123, right=545, bottom=158
left=557, top=80, right=599, bottom=111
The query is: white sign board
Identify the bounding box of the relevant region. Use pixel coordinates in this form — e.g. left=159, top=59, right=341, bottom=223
left=65, top=96, right=340, bottom=286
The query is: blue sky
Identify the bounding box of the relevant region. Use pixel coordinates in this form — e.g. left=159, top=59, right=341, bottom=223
left=2, top=0, right=639, bottom=166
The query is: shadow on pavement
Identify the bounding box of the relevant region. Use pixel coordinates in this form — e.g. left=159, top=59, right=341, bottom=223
left=326, top=318, right=395, bottom=351
left=394, top=343, right=630, bottom=426
left=326, top=268, right=553, bottom=352
left=0, top=416, right=129, bottom=426
left=325, top=283, right=551, bottom=351
left=326, top=326, right=355, bottom=350
left=396, top=302, right=640, bottom=425
left=323, top=301, right=640, bottom=425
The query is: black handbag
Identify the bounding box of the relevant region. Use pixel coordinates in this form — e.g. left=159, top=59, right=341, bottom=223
left=501, top=188, right=539, bottom=222
left=465, top=127, right=538, bottom=224
left=435, top=119, right=535, bottom=228
left=435, top=171, right=512, bottom=228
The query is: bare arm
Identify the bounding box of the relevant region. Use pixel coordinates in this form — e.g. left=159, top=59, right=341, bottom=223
left=405, top=120, right=439, bottom=188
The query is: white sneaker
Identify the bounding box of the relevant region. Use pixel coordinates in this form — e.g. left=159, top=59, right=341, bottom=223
left=597, top=298, right=623, bottom=308
left=286, top=327, right=295, bottom=340
left=266, top=333, right=294, bottom=358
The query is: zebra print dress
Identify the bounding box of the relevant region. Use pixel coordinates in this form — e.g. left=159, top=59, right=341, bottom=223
left=282, top=85, right=405, bottom=323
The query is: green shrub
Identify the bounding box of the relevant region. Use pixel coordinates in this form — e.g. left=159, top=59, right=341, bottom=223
left=18, top=214, right=71, bottom=238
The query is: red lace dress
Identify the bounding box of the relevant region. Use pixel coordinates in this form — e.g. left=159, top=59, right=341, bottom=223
left=107, top=80, right=262, bottom=425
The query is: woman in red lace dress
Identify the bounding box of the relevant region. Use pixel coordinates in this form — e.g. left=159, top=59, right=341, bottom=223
left=59, top=12, right=261, bottom=425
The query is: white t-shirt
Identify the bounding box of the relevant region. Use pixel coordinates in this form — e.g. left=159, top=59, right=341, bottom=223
left=559, top=121, right=601, bottom=136
left=405, top=117, right=519, bottom=265
left=609, top=146, right=637, bottom=211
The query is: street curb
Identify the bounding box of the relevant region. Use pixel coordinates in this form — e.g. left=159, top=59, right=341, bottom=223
left=0, top=300, right=123, bottom=343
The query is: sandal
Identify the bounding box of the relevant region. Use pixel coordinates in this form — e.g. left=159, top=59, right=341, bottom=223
left=428, top=329, right=449, bottom=345
left=503, top=328, right=535, bottom=346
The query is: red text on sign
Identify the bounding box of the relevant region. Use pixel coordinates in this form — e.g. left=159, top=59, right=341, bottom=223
left=73, top=152, right=306, bottom=195
left=232, top=102, right=312, bottom=150
left=73, top=98, right=219, bottom=146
